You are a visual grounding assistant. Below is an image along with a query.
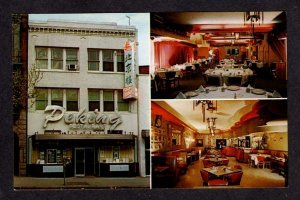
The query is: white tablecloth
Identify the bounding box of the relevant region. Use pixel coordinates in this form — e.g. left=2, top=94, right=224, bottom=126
left=189, top=87, right=272, bottom=99
left=249, top=154, right=271, bottom=165
left=205, top=68, right=253, bottom=85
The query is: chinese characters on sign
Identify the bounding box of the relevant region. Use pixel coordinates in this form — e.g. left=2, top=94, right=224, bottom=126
left=123, top=40, right=138, bottom=99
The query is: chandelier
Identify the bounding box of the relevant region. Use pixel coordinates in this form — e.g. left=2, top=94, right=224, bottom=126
left=207, top=117, right=217, bottom=137
left=194, top=100, right=217, bottom=122
left=244, top=11, right=264, bottom=41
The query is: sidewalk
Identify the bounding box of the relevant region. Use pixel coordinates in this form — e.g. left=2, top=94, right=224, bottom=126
left=14, top=176, right=150, bottom=189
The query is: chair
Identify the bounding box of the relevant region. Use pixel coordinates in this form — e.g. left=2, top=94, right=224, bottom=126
left=226, top=171, right=243, bottom=185
left=246, top=74, right=256, bottom=87
left=202, top=159, right=214, bottom=168
left=208, top=179, right=229, bottom=186
left=206, top=75, right=221, bottom=86
left=257, top=156, right=266, bottom=169
left=233, top=165, right=242, bottom=170
left=221, top=159, right=229, bottom=166
left=264, top=157, right=271, bottom=169
left=185, top=66, right=193, bottom=79
left=227, top=76, right=242, bottom=86
left=165, top=71, right=179, bottom=89
left=200, top=169, right=210, bottom=186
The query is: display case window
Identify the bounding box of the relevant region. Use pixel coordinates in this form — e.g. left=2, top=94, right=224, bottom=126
left=47, top=149, right=57, bottom=163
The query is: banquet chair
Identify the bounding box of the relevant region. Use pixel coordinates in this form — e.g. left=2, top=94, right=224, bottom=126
left=165, top=71, right=179, bottom=90
left=264, top=157, right=271, bottom=169
left=206, top=75, right=221, bottom=86
left=200, top=169, right=210, bottom=186
left=185, top=66, right=193, bottom=79
left=257, top=156, right=266, bottom=169
left=227, top=76, right=242, bottom=86
left=225, top=171, right=243, bottom=185
left=246, top=74, right=257, bottom=87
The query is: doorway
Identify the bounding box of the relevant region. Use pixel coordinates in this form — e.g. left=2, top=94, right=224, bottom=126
left=75, top=148, right=95, bottom=176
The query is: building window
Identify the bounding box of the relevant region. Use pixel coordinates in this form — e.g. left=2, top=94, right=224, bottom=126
left=88, top=89, right=100, bottom=111
left=88, top=49, right=99, bottom=71
left=87, top=49, right=124, bottom=72
left=36, top=88, right=48, bottom=110
left=35, top=88, right=79, bottom=110
left=51, top=89, right=63, bottom=107
left=35, top=47, right=79, bottom=70
left=103, top=50, right=114, bottom=72
left=66, top=48, right=78, bottom=66
left=36, top=47, right=48, bottom=69
left=117, top=91, right=129, bottom=111
left=47, top=149, right=57, bottom=163
left=103, top=90, right=114, bottom=112
left=66, top=89, right=79, bottom=111
left=117, top=50, right=125, bottom=72
left=51, top=48, right=63, bottom=69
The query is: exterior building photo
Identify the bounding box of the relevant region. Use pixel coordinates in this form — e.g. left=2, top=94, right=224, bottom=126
left=14, top=14, right=150, bottom=188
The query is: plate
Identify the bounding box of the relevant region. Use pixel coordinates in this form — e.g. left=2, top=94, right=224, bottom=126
left=251, top=89, right=266, bottom=95
left=184, top=91, right=198, bottom=97
left=227, top=86, right=240, bottom=91
left=206, top=86, right=218, bottom=91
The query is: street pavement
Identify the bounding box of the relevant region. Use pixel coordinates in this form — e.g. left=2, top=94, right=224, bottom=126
left=14, top=176, right=150, bottom=189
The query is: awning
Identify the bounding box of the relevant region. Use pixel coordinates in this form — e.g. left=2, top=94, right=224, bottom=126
left=32, top=134, right=136, bottom=141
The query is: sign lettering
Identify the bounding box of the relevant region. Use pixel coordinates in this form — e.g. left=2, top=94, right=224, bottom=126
left=44, top=106, right=122, bottom=131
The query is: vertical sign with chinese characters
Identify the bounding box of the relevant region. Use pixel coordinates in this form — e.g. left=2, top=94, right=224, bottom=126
left=123, top=40, right=138, bottom=99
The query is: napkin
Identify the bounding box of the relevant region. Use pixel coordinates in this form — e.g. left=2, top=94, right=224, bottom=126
left=175, top=92, right=187, bottom=99
left=195, top=85, right=205, bottom=93
left=272, top=90, right=282, bottom=98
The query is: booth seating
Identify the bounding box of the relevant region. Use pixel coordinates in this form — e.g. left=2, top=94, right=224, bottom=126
left=221, top=147, right=237, bottom=157
left=152, top=155, right=180, bottom=188
left=235, top=148, right=244, bottom=162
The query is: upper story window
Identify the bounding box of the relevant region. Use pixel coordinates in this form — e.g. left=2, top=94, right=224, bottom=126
left=88, top=49, right=125, bottom=72
left=35, top=88, right=79, bottom=111
left=88, top=89, right=129, bottom=112
left=35, top=47, right=79, bottom=71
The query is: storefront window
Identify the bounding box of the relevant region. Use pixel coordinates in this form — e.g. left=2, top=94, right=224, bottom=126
left=103, top=90, right=114, bottom=112
left=66, top=48, right=78, bottom=65
left=117, top=50, right=124, bottom=72
left=117, top=90, right=129, bottom=111
left=36, top=88, right=48, bottom=110
left=36, top=47, right=48, bottom=69
left=88, top=49, right=99, bottom=71
left=88, top=89, right=100, bottom=111
left=51, top=48, right=63, bottom=69
left=66, top=89, right=79, bottom=111
left=47, top=149, right=57, bottom=163
left=102, top=49, right=114, bottom=71
left=51, top=89, right=63, bottom=107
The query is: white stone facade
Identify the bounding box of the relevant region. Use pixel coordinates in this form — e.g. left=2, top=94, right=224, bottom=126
left=27, top=20, right=149, bottom=177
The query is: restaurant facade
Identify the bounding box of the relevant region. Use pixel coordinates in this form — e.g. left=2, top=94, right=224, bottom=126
left=26, top=20, right=150, bottom=178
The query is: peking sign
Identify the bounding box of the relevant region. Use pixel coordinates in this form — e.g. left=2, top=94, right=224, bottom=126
left=43, top=105, right=122, bottom=131
left=123, top=40, right=138, bottom=99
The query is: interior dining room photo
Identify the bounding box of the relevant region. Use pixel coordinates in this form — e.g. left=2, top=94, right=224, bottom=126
left=151, top=100, right=287, bottom=188
left=150, top=12, right=287, bottom=99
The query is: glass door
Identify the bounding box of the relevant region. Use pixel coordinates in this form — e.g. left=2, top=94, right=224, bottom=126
left=75, top=148, right=85, bottom=176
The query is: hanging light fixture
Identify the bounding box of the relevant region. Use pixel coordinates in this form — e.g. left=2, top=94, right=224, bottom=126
left=244, top=11, right=264, bottom=41
left=207, top=117, right=217, bottom=137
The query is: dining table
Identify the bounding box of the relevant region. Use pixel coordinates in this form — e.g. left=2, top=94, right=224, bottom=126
left=203, top=166, right=241, bottom=177
left=205, top=68, right=253, bottom=85
left=249, top=153, right=271, bottom=166
left=184, top=86, right=280, bottom=99
left=205, top=158, right=229, bottom=166
left=155, top=68, right=182, bottom=79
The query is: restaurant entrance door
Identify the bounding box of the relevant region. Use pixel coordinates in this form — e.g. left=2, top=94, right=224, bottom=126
left=75, top=148, right=95, bottom=176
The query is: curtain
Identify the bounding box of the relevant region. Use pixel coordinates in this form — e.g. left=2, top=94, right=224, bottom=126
left=154, top=41, right=194, bottom=69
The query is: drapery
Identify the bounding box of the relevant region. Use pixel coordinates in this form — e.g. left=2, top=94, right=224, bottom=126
left=154, top=41, right=194, bottom=70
